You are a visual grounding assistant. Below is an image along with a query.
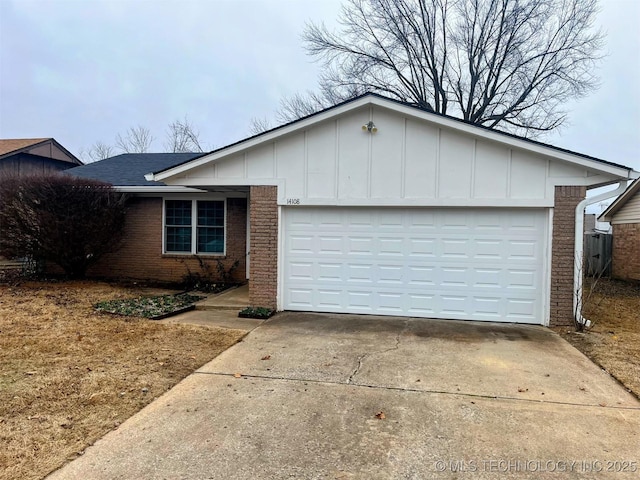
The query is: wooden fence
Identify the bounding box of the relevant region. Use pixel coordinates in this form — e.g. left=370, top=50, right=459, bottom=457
left=583, top=233, right=612, bottom=277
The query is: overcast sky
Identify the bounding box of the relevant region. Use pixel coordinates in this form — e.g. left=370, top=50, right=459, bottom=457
left=1, top=0, right=639, bottom=174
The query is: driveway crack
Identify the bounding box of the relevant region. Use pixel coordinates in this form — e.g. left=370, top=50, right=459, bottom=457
left=347, top=319, right=409, bottom=384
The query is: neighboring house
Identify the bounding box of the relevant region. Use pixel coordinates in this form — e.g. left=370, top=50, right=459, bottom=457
left=66, top=153, right=248, bottom=285
left=142, top=94, right=637, bottom=328
left=0, top=138, right=82, bottom=175
left=599, top=177, right=640, bottom=281
left=0, top=138, right=82, bottom=264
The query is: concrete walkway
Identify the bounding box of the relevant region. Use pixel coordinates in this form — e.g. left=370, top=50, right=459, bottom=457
left=159, top=284, right=260, bottom=330
left=48, top=314, right=640, bottom=479
left=195, top=284, right=249, bottom=310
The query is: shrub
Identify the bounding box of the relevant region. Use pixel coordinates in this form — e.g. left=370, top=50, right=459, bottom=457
left=180, top=255, right=242, bottom=292
left=238, top=306, right=275, bottom=319
left=0, top=173, right=128, bottom=278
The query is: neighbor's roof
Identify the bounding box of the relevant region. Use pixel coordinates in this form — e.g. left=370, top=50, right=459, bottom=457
left=0, top=138, right=51, bottom=157
left=149, top=93, right=638, bottom=181
left=67, top=153, right=203, bottom=186
left=599, top=177, right=640, bottom=222
left=0, top=138, right=82, bottom=165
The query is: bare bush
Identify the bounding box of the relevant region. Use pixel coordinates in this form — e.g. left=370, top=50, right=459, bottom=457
left=0, top=173, right=128, bottom=278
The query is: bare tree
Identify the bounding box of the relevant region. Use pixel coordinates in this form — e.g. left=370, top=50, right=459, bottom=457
left=115, top=126, right=154, bottom=153
left=165, top=117, right=205, bottom=152
left=86, top=141, right=115, bottom=163
left=278, top=84, right=366, bottom=124
left=279, top=0, right=604, bottom=136
left=248, top=116, right=273, bottom=135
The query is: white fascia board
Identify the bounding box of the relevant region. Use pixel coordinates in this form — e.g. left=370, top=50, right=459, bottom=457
left=148, top=94, right=637, bottom=182
left=158, top=178, right=281, bottom=187
left=114, top=186, right=209, bottom=194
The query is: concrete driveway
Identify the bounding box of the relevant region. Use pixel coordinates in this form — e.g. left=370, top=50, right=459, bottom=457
left=48, top=313, right=640, bottom=479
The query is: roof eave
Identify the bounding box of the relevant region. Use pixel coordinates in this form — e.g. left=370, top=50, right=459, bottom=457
left=149, top=94, right=638, bottom=182
left=598, top=177, right=640, bottom=221
left=115, top=186, right=210, bottom=193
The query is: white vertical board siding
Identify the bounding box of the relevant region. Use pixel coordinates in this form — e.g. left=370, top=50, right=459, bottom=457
left=282, top=207, right=548, bottom=324
left=178, top=104, right=598, bottom=206
left=307, top=121, right=337, bottom=199
left=474, top=141, right=510, bottom=198
left=404, top=118, right=438, bottom=198
left=337, top=110, right=369, bottom=198
left=246, top=143, right=275, bottom=178
left=371, top=108, right=405, bottom=198
left=439, top=129, right=475, bottom=198
left=510, top=150, right=547, bottom=199
left=275, top=133, right=305, bottom=199
left=215, top=154, right=244, bottom=178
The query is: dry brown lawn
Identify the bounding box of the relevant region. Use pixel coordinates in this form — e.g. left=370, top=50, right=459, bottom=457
left=0, top=281, right=246, bottom=480
left=555, top=279, right=640, bottom=398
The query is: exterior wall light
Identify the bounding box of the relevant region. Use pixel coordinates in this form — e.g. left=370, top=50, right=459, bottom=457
left=362, top=121, right=378, bottom=133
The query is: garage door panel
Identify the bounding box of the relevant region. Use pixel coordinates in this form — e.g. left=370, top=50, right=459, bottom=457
left=347, top=237, right=373, bottom=255
left=507, top=240, right=538, bottom=259
left=472, top=296, right=502, bottom=317
left=474, top=240, right=503, bottom=259
left=289, top=262, right=314, bottom=280
left=408, top=294, right=436, bottom=314
left=317, top=263, right=342, bottom=282
left=407, top=266, right=436, bottom=286
left=283, top=207, right=546, bottom=323
left=290, top=235, right=314, bottom=253
left=378, top=237, right=404, bottom=256
left=378, top=265, right=404, bottom=284
left=440, top=295, right=469, bottom=316
left=474, top=268, right=502, bottom=287
left=408, top=238, right=436, bottom=257
left=506, top=298, right=537, bottom=320
left=506, top=269, right=537, bottom=289
left=288, top=288, right=313, bottom=308
left=317, top=289, right=342, bottom=308
left=441, top=267, right=469, bottom=286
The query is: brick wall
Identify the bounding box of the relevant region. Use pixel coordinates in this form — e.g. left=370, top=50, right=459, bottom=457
left=612, top=223, right=640, bottom=281
left=87, top=196, right=247, bottom=284
left=550, top=185, right=586, bottom=327
left=249, top=186, right=278, bottom=308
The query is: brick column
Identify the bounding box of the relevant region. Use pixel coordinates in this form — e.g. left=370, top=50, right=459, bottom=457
left=550, top=185, right=586, bottom=327
left=249, top=186, right=278, bottom=309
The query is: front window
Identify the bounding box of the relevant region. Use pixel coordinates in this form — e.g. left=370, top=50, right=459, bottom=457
left=197, top=201, right=224, bottom=253
left=164, top=199, right=225, bottom=254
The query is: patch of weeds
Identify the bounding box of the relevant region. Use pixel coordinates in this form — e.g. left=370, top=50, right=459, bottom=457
left=238, top=306, right=275, bottom=319
left=180, top=255, right=242, bottom=293
left=95, top=293, right=205, bottom=319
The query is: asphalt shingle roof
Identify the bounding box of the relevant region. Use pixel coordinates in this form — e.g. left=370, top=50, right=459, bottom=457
left=0, top=138, right=51, bottom=157
left=66, top=153, right=202, bottom=186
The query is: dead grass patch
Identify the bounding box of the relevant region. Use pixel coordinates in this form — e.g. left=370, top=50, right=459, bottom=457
left=554, top=279, right=640, bottom=398
left=0, top=281, right=246, bottom=480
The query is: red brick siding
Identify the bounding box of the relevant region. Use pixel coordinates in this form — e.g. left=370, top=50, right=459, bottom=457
left=249, top=186, right=278, bottom=308
left=87, top=196, right=247, bottom=284
left=612, top=223, right=640, bottom=281
left=550, top=186, right=586, bottom=327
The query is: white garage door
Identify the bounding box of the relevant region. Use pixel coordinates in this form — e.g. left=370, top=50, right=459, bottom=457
left=282, top=207, right=548, bottom=324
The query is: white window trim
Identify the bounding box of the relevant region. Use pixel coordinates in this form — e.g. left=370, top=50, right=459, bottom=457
left=162, top=196, right=227, bottom=256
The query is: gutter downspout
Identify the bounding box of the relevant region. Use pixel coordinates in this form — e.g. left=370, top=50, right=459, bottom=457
left=574, top=180, right=628, bottom=326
